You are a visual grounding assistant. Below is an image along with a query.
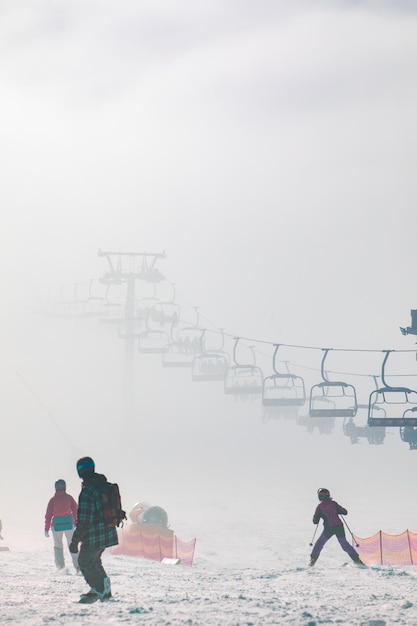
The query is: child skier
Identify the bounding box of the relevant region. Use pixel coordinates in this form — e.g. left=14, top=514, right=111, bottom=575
left=309, top=488, right=364, bottom=566
left=44, top=479, right=79, bottom=572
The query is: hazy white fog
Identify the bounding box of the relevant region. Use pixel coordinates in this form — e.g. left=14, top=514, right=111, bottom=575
left=1, top=0, right=417, bottom=545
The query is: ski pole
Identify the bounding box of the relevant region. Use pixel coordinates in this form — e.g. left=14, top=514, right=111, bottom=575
left=341, top=516, right=359, bottom=547
left=309, top=524, right=319, bottom=546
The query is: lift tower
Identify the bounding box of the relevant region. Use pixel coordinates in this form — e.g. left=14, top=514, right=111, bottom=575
left=98, top=249, right=166, bottom=431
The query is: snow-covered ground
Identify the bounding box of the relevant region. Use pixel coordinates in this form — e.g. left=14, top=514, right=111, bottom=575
left=3, top=411, right=417, bottom=626
left=3, top=519, right=417, bottom=626
left=3, top=354, right=417, bottom=625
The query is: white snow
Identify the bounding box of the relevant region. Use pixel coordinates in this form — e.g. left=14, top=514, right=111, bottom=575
left=3, top=416, right=417, bottom=626
left=3, top=520, right=417, bottom=625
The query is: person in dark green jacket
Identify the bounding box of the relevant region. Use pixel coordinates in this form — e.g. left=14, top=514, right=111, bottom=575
left=69, top=457, right=118, bottom=603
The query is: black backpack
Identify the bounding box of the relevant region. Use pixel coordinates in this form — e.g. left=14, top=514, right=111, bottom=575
left=100, top=482, right=127, bottom=528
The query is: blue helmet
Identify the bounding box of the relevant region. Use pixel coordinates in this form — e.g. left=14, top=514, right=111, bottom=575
left=55, top=479, right=66, bottom=491
left=76, top=457, right=95, bottom=478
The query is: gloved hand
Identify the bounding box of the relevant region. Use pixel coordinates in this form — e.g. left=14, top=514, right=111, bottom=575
left=69, top=541, right=78, bottom=554
left=44, top=530, right=49, bottom=538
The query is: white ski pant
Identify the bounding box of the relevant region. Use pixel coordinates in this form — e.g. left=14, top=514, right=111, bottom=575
left=52, top=529, right=79, bottom=570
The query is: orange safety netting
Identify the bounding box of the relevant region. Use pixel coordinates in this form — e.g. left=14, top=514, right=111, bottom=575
left=110, top=523, right=196, bottom=566
left=353, top=530, right=417, bottom=566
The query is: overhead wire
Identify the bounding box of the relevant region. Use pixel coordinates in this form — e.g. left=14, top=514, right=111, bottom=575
left=42, top=274, right=417, bottom=381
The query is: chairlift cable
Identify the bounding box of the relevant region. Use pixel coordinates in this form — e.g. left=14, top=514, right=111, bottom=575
left=45, top=276, right=417, bottom=367
left=16, top=371, right=76, bottom=449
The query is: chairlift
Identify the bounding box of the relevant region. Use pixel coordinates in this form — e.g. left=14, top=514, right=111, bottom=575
left=149, top=301, right=180, bottom=327
left=162, top=342, right=197, bottom=367
left=262, top=345, right=306, bottom=407
left=171, top=308, right=201, bottom=353
left=67, top=281, right=106, bottom=318
left=99, top=284, right=125, bottom=323
left=309, top=349, right=358, bottom=418
left=83, top=278, right=106, bottom=316
left=135, top=307, right=170, bottom=351
left=191, top=330, right=229, bottom=382
left=175, top=325, right=203, bottom=354
left=224, top=338, right=263, bottom=396
left=162, top=312, right=203, bottom=368
left=368, top=351, right=417, bottom=427
left=148, top=283, right=180, bottom=327
left=49, top=283, right=92, bottom=319
left=137, top=329, right=169, bottom=353
left=192, top=353, right=229, bottom=381
left=135, top=297, right=161, bottom=323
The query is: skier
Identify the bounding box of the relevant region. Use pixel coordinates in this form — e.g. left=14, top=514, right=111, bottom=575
left=69, top=456, right=119, bottom=603
left=0, top=518, right=9, bottom=551
left=44, top=479, right=79, bottom=572
left=309, top=488, right=364, bottom=566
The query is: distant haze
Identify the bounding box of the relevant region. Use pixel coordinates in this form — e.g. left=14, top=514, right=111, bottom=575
left=1, top=1, right=417, bottom=533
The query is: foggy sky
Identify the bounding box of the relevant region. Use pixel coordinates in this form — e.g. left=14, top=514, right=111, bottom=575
left=1, top=1, right=417, bottom=533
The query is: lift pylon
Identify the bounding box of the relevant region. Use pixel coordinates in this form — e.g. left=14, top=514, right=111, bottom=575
left=98, top=249, right=167, bottom=433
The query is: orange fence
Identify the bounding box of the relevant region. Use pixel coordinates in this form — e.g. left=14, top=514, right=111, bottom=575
left=353, top=530, right=417, bottom=566
left=111, top=522, right=196, bottom=566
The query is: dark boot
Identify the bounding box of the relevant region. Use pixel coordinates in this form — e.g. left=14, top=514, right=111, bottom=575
left=352, top=555, right=365, bottom=565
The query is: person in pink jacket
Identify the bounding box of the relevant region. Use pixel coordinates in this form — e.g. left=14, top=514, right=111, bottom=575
left=309, top=488, right=364, bottom=566
left=44, top=479, right=79, bottom=572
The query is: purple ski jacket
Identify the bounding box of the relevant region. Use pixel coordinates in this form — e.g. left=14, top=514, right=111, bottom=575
left=313, top=500, right=347, bottom=528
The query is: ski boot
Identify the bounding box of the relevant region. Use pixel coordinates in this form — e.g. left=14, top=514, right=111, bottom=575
left=79, top=589, right=101, bottom=604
